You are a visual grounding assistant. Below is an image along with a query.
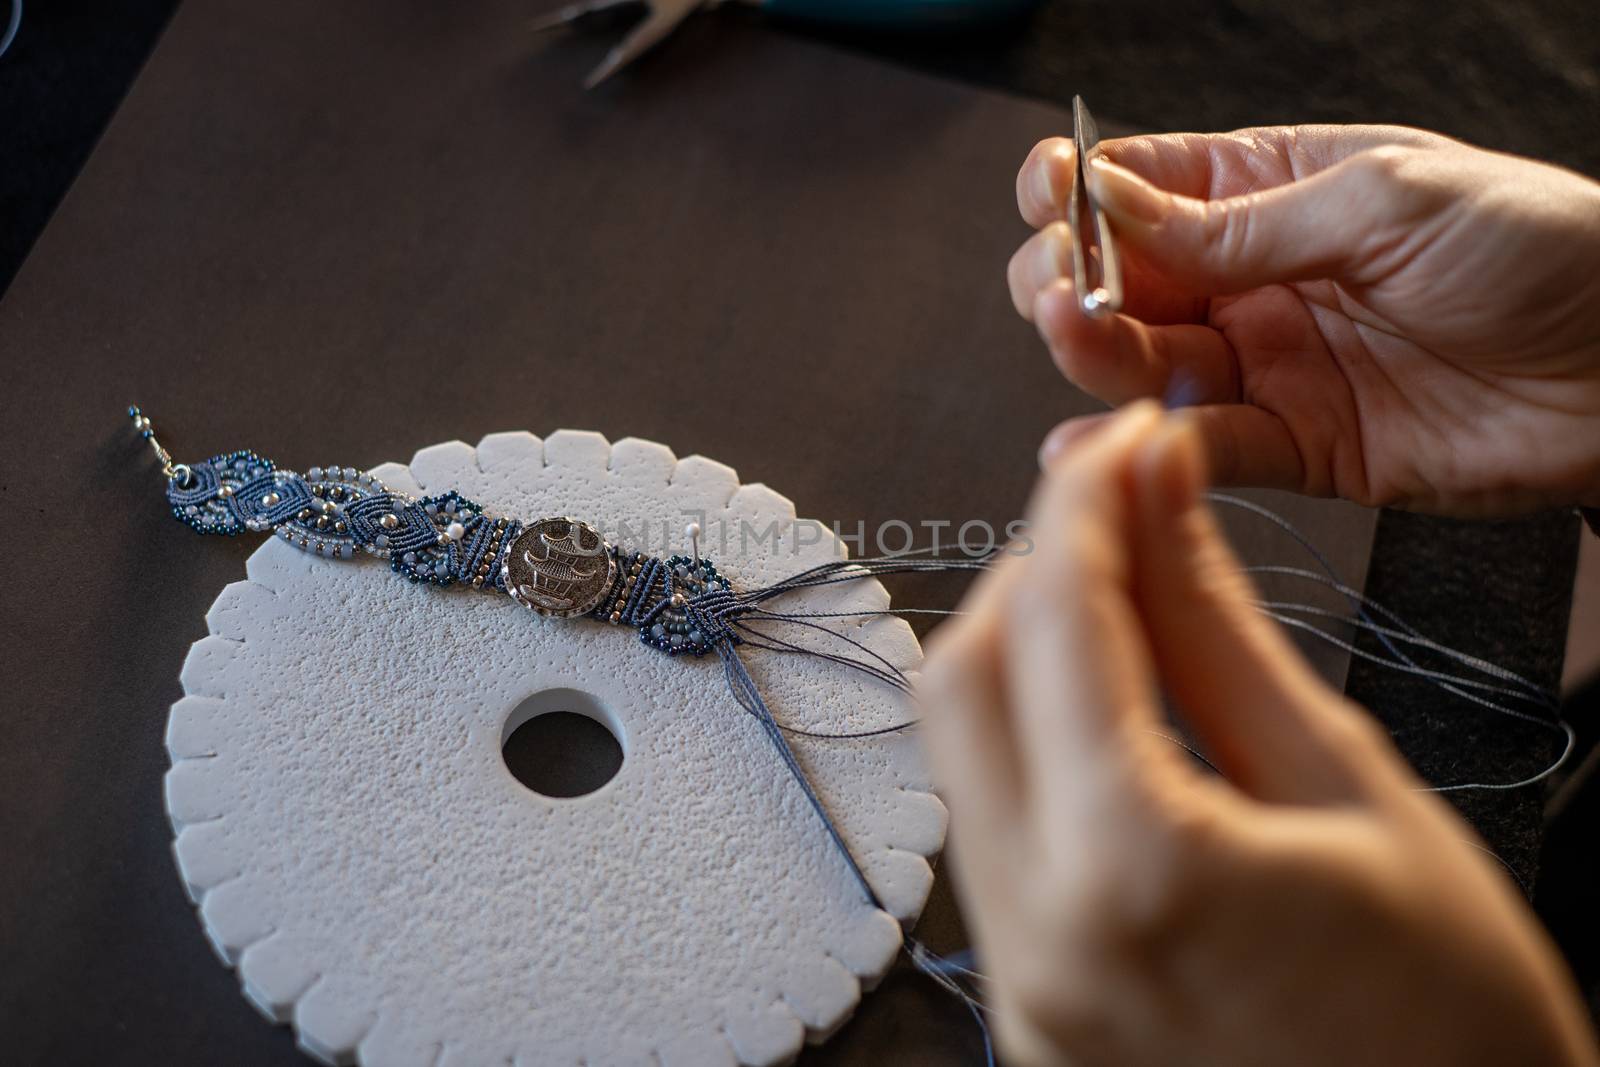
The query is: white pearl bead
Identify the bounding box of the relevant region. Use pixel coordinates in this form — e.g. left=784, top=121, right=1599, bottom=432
left=446, top=521, right=465, bottom=541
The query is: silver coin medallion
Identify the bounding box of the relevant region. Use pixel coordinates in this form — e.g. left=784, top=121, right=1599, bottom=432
left=502, top=517, right=615, bottom=618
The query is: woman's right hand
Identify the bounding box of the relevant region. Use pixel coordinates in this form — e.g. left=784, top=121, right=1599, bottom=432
left=1008, top=124, right=1600, bottom=516
left=919, top=402, right=1599, bottom=1067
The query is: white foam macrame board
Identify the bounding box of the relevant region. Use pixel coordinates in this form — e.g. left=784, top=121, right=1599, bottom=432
left=166, top=430, right=946, bottom=1067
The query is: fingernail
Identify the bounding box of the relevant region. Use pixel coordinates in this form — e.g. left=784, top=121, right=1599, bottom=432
left=1036, top=412, right=1112, bottom=470
left=1033, top=143, right=1070, bottom=215
left=1087, top=158, right=1169, bottom=227
left=1038, top=402, right=1162, bottom=472
left=1037, top=431, right=1065, bottom=471
left=1120, top=397, right=1164, bottom=425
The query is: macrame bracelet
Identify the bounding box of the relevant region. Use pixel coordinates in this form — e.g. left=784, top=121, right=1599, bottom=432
left=141, top=407, right=735, bottom=658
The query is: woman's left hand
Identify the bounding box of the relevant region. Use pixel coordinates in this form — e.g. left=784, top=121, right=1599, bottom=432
left=917, top=401, right=1597, bottom=1067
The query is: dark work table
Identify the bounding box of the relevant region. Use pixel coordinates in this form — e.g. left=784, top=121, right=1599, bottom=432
left=0, top=1, right=1593, bottom=1063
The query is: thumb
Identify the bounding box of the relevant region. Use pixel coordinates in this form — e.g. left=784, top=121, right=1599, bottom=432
left=1126, top=415, right=1404, bottom=804
left=1088, top=146, right=1429, bottom=295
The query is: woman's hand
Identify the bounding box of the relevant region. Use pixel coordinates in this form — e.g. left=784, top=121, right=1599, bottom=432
left=918, top=402, right=1597, bottom=1067
left=1008, top=125, right=1600, bottom=515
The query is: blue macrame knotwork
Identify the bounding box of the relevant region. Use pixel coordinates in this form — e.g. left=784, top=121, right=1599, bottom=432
left=164, top=447, right=759, bottom=632
left=589, top=550, right=742, bottom=657
left=166, top=450, right=275, bottom=535
left=393, top=492, right=485, bottom=586
left=459, top=515, right=522, bottom=593
left=346, top=494, right=434, bottom=549
left=227, top=471, right=315, bottom=529
left=163, top=447, right=529, bottom=588
left=271, top=465, right=388, bottom=559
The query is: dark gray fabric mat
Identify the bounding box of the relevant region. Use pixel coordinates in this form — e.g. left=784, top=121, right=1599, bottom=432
left=0, top=1, right=1592, bottom=1063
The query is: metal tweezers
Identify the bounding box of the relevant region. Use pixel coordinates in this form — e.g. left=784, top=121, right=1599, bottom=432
left=1068, top=95, right=1123, bottom=318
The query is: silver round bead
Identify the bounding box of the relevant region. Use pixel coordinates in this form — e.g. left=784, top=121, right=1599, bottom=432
left=261, top=491, right=280, bottom=507
left=380, top=513, right=400, bottom=530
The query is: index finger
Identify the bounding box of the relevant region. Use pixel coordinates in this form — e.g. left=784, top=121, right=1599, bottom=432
left=1019, top=126, right=1455, bottom=227
left=1001, top=403, right=1175, bottom=800
left=1018, top=132, right=1256, bottom=230
left=1016, top=136, right=1075, bottom=229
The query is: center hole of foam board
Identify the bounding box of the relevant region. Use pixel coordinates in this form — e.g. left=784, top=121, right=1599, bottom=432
left=502, top=688, right=625, bottom=799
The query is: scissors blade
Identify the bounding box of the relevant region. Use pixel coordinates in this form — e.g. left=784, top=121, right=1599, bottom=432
left=529, top=0, right=641, bottom=33
left=1069, top=95, right=1123, bottom=318
left=583, top=0, right=703, bottom=88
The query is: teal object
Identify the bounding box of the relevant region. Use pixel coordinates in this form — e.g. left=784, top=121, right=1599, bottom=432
left=762, top=0, right=1043, bottom=27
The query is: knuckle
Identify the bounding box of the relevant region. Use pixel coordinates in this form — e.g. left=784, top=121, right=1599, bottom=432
left=1346, top=145, right=1452, bottom=222
left=1203, top=197, right=1257, bottom=269
left=1148, top=792, right=1233, bottom=877
left=1338, top=469, right=1400, bottom=509
left=1196, top=196, right=1230, bottom=248
left=1351, top=143, right=1415, bottom=185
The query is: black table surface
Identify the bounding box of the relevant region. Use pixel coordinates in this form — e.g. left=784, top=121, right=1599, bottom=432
left=0, top=1, right=1592, bottom=1064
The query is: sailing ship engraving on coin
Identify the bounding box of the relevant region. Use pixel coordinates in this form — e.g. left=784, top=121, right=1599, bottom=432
left=502, top=517, right=615, bottom=618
